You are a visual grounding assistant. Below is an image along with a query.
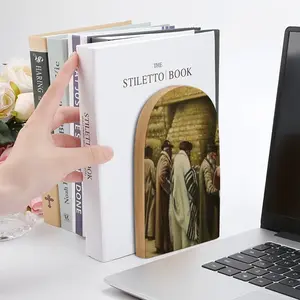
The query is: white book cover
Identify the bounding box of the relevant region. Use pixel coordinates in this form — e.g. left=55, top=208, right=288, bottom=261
left=77, top=29, right=220, bottom=262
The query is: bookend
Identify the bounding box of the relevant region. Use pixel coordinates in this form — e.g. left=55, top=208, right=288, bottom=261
left=134, top=85, right=220, bottom=258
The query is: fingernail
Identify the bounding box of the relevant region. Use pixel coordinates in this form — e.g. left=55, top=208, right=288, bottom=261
left=102, top=146, right=114, bottom=161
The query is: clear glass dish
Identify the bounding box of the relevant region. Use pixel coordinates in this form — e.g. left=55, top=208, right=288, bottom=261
left=0, top=211, right=39, bottom=241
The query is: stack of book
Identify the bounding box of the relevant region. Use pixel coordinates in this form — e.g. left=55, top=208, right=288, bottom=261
left=28, top=20, right=220, bottom=263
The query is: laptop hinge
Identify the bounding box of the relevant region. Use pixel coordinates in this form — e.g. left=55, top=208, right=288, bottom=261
left=275, top=231, right=300, bottom=243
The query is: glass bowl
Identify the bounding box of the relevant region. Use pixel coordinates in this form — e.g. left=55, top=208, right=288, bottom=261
left=0, top=211, right=39, bottom=241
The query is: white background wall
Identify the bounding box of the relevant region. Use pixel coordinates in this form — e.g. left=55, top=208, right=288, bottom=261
left=1, top=0, right=300, bottom=238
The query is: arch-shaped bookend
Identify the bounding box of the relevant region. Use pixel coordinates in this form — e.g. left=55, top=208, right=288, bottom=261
left=134, top=85, right=220, bottom=258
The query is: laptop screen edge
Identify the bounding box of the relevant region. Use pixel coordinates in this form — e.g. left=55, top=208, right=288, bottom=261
left=261, top=26, right=300, bottom=235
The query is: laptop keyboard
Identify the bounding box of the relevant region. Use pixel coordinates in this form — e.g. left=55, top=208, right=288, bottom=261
left=202, top=242, right=300, bottom=299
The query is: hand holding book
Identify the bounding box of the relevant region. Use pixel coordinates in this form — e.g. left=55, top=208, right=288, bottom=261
left=0, top=53, right=113, bottom=215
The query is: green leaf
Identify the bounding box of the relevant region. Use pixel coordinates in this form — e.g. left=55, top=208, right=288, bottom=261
left=0, top=120, right=15, bottom=146
left=5, top=117, right=25, bottom=140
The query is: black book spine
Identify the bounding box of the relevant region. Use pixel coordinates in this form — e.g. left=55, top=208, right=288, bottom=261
left=29, top=51, right=50, bottom=107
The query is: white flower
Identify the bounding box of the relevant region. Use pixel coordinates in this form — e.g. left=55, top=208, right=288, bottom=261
left=1, top=59, right=32, bottom=93
left=12, top=92, right=34, bottom=121
left=0, top=82, right=17, bottom=121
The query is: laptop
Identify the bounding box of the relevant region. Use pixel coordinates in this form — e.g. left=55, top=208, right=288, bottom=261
left=104, top=26, right=300, bottom=300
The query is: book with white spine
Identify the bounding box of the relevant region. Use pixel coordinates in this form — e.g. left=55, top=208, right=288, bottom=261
left=77, top=27, right=220, bottom=262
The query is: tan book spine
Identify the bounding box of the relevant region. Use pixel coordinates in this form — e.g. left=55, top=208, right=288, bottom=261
left=42, top=185, right=61, bottom=227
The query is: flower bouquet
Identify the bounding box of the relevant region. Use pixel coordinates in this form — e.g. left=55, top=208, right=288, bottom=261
left=0, top=59, right=42, bottom=240
left=0, top=61, right=34, bottom=156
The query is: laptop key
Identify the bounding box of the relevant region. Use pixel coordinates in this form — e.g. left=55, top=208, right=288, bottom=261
left=229, top=253, right=258, bottom=264
left=281, top=252, right=300, bottom=261
left=216, top=258, right=251, bottom=271
left=279, top=278, right=300, bottom=287
left=253, top=244, right=270, bottom=251
left=252, top=260, right=274, bottom=269
left=268, top=265, right=290, bottom=274
left=248, top=267, right=269, bottom=276
left=233, top=272, right=256, bottom=282
left=266, top=283, right=300, bottom=299
left=218, top=267, right=240, bottom=276
left=249, top=277, right=273, bottom=287
left=281, top=246, right=296, bottom=253
left=277, top=260, right=298, bottom=268
left=241, top=249, right=265, bottom=258
left=261, top=254, right=282, bottom=263
left=292, top=265, right=300, bottom=272
left=285, top=271, right=300, bottom=279
left=263, top=272, right=286, bottom=282
left=202, top=262, right=225, bottom=271
left=266, top=248, right=286, bottom=256
left=265, top=242, right=281, bottom=248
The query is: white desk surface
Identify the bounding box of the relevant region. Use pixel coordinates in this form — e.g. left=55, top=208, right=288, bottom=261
left=0, top=221, right=153, bottom=300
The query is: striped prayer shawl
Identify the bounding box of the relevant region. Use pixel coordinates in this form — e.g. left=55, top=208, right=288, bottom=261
left=184, top=167, right=199, bottom=241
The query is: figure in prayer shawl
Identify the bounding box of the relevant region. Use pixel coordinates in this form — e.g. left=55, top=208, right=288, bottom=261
left=155, top=140, right=173, bottom=254
left=169, top=141, right=199, bottom=251
left=198, top=143, right=220, bottom=243
left=144, top=146, right=156, bottom=239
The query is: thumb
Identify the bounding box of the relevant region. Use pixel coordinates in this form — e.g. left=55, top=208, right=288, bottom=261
left=61, top=145, right=114, bottom=171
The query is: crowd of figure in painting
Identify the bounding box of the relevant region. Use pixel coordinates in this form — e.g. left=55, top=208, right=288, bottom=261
left=144, top=139, right=220, bottom=256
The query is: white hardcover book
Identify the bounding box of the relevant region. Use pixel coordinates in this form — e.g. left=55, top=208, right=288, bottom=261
left=67, top=23, right=174, bottom=237
left=77, top=28, right=219, bottom=262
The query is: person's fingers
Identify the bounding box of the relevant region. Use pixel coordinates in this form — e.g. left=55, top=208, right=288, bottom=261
left=62, top=170, right=83, bottom=182
left=60, top=145, right=114, bottom=172
left=51, top=107, right=80, bottom=131
left=52, top=134, right=81, bottom=148
left=32, top=53, right=79, bottom=127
